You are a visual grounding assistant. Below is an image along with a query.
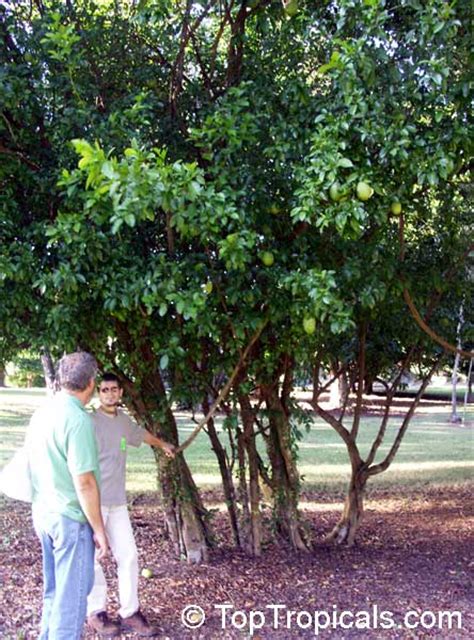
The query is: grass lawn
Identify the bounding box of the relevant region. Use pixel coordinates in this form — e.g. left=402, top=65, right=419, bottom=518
left=1, top=388, right=472, bottom=497
left=2, top=388, right=472, bottom=640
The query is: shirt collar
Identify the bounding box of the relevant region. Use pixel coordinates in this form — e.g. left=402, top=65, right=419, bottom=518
left=59, top=391, right=86, bottom=411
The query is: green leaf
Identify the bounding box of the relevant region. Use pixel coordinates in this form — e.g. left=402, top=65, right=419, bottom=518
left=101, top=161, right=116, bottom=179
left=338, top=158, right=354, bottom=168
left=111, top=218, right=123, bottom=234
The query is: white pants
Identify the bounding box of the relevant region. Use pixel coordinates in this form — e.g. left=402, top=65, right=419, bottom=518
left=87, top=505, right=139, bottom=618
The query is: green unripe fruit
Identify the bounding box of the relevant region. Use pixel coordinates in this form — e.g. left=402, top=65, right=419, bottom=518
left=356, top=181, right=374, bottom=201
left=391, top=201, right=402, bottom=215
left=303, top=317, right=316, bottom=335
left=261, top=251, right=274, bottom=267
left=204, top=281, right=213, bottom=294
left=329, top=182, right=342, bottom=202
left=283, top=0, right=298, bottom=17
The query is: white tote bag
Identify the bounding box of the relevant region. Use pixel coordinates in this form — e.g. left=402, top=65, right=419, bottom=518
left=0, top=446, right=33, bottom=503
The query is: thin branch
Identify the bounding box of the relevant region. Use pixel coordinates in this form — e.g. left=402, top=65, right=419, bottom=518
left=399, top=215, right=473, bottom=359
left=226, top=0, right=247, bottom=87
left=0, top=143, right=40, bottom=170
left=368, top=356, right=442, bottom=476
left=314, top=361, right=349, bottom=398
left=351, top=321, right=366, bottom=439
left=190, top=31, right=215, bottom=99
left=365, top=345, right=418, bottom=467
left=209, top=0, right=233, bottom=79
left=403, top=287, right=474, bottom=359
left=308, top=399, right=355, bottom=454
left=170, top=1, right=211, bottom=116
left=176, top=316, right=269, bottom=453
left=310, top=351, right=323, bottom=403
left=1, top=112, right=19, bottom=145
left=338, top=373, right=351, bottom=423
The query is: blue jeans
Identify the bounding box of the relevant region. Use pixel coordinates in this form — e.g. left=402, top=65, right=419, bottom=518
left=32, top=508, right=95, bottom=640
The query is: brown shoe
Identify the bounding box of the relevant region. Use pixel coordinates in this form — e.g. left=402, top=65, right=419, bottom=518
left=120, top=609, right=159, bottom=637
left=87, top=611, right=121, bottom=638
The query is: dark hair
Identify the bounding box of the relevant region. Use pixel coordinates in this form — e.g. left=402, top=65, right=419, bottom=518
left=100, top=372, right=122, bottom=387
left=57, top=352, right=98, bottom=391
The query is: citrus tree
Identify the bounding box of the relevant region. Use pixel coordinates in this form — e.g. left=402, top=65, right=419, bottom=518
left=0, top=0, right=471, bottom=556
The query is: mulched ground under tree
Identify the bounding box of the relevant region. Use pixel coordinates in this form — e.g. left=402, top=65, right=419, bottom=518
left=0, top=486, right=472, bottom=639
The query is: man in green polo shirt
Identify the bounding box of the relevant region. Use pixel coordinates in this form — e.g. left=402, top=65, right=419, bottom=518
left=26, top=351, right=108, bottom=640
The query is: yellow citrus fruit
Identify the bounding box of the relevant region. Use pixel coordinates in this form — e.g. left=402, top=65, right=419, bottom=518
left=356, top=181, right=374, bottom=201
left=303, top=317, right=316, bottom=334
left=390, top=201, right=402, bottom=215
left=261, top=251, right=274, bottom=267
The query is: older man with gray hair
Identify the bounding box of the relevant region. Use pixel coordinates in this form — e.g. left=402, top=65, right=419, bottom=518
left=26, top=351, right=108, bottom=640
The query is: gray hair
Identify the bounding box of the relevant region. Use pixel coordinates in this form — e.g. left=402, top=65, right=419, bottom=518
left=57, top=352, right=98, bottom=391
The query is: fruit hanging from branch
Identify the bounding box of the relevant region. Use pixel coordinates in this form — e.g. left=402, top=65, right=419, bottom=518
left=283, top=0, right=299, bottom=18
left=356, top=181, right=374, bottom=201
left=391, top=201, right=402, bottom=215
left=329, top=181, right=343, bottom=202
left=261, top=251, right=275, bottom=267
left=303, top=317, right=316, bottom=335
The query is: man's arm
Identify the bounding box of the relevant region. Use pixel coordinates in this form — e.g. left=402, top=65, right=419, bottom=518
left=73, top=471, right=108, bottom=560
left=143, top=431, right=176, bottom=458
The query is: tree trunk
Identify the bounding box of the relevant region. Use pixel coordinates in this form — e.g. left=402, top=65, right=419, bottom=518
left=40, top=347, right=58, bottom=393
left=154, top=442, right=211, bottom=563
left=0, top=367, right=5, bottom=387
left=226, top=3, right=247, bottom=87
left=327, top=468, right=368, bottom=546
left=467, top=360, right=473, bottom=404
left=364, top=376, right=374, bottom=395
left=202, top=396, right=241, bottom=548
left=118, top=356, right=211, bottom=563
left=450, top=351, right=462, bottom=423
left=329, top=366, right=349, bottom=410
left=263, top=386, right=309, bottom=551
left=450, top=304, right=464, bottom=423
left=239, top=393, right=262, bottom=556
left=236, top=427, right=253, bottom=554
left=146, top=387, right=211, bottom=563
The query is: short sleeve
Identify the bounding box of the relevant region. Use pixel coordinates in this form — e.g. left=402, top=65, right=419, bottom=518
left=123, top=413, right=146, bottom=448
left=66, top=415, right=99, bottom=476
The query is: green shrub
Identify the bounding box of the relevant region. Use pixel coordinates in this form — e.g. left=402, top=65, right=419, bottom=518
left=6, top=352, right=45, bottom=388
